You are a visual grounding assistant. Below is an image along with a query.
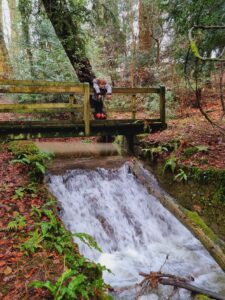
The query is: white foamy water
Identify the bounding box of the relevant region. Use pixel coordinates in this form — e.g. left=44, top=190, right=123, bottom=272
left=48, top=163, right=225, bottom=299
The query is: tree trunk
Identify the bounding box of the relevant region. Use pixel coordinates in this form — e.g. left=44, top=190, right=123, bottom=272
left=42, top=0, right=95, bottom=84
left=138, top=0, right=153, bottom=85
left=0, top=0, right=11, bottom=78
left=130, top=0, right=136, bottom=87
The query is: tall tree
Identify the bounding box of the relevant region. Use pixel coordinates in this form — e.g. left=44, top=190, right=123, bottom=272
left=0, top=0, right=11, bottom=78
left=18, top=0, right=35, bottom=76
left=41, top=0, right=95, bottom=84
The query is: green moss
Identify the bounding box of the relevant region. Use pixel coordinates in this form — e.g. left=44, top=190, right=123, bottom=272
left=184, top=209, right=218, bottom=242
left=194, top=295, right=211, bottom=300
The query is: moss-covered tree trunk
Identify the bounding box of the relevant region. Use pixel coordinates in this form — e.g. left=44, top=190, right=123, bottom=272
left=42, top=0, right=95, bottom=84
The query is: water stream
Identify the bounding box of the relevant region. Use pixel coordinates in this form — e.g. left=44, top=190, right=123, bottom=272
left=47, top=162, right=225, bottom=299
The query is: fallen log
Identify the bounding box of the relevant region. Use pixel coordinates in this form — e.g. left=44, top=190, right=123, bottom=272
left=159, top=277, right=225, bottom=300
left=139, top=272, right=225, bottom=300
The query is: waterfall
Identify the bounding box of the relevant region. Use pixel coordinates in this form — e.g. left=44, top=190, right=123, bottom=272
left=48, top=162, right=225, bottom=299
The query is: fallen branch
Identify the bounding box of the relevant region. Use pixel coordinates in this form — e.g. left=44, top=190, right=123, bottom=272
left=159, top=277, right=225, bottom=300
left=111, top=271, right=225, bottom=299
left=139, top=272, right=225, bottom=300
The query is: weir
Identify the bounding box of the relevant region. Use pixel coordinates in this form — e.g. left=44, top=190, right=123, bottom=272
left=47, top=159, right=225, bottom=300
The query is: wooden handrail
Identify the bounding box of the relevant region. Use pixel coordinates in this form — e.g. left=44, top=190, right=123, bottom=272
left=112, top=87, right=160, bottom=94
left=0, top=103, right=82, bottom=113
left=0, top=79, right=83, bottom=87
left=0, top=85, right=85, bottom=94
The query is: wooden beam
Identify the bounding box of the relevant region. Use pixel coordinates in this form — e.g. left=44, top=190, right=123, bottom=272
left=131, top=94, right=136, bottom=119
left=0, top=80, right=160, bottom=94
left=112, top=87, right=160, bottom=94
left=0, top=119, right=165, bottom=140
left=0, top=79, right=83, bottom=87
left=83, top=83, right=90, bottom=135
left=0, top=103, right=82, bottom=113
left=160, top=85, right=166, bottom=124
left=0, top=85, right=85, bottom=94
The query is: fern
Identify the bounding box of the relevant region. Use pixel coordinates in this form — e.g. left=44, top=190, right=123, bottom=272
left=12, top=187, right=25, bottom=200
left=174, top=169, right=188, bottom=182
left=30, top=270, right=87, bottom=300
left=7, top=212, right=26, bottom=230
left=20, top=229, right=43, bottom=254
left=163, top=157, right=177, bottom=174
left=74, top=232, right=102, bottom=253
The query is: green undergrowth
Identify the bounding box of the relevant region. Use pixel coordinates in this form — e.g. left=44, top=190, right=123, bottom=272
left=6, top=141, right=110, bottom=299
left=28, top=205, right=110, bottom=299
left=8, top=141, right=53, bottom=182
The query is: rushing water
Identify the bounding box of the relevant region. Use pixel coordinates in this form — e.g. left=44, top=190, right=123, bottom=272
left=48, top=162, right=225, bottom=299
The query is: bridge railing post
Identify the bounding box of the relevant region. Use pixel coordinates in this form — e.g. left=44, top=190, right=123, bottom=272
left=83, top=83, right=90, bottom=136
left=159, top=85, right=166, bottom=125
left=69, top=94, right=76, bottom=121
left=131, top=94, right=136, bottom=119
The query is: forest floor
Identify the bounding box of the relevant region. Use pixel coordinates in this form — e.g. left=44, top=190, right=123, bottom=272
left=0, top=148, right=63, bottom=299
left=141, top=92, right=225, bottom=170
left=0, top=90, right=225, bottom=299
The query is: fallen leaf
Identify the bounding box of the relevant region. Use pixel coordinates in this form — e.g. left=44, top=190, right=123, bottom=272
left=24, top=268, right=35, bottom=278
left=0, top=261, right=6, bottom=267
left=15, top=281, right=23, bottom=289
left=4, top=266, right=12, bottom=275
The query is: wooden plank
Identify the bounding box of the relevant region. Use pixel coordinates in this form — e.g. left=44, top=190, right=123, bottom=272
left=0, top=79, right=84, bottom=87
left=0, top=103, right=82, bottom=113
left=83, top=83, right=90, bottom=135
left=0, top=80, right=160, bottom=94
left=0, top=120, right=165, bottom=140
left=111, top=87, right=160, bottom=94
left=0, top=119, right=162, bottom=127
left=131, top=95, right=136, bottom=119
left=159, top=85, right=166, bottom=124
left=0, top=80, right=161, bottom=95
left=69, top=94, right=77, bottom=121
left=0, top=85, right=85, bottom=94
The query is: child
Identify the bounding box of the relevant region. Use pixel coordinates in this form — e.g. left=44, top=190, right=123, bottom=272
left=90, top=78, right=112, bottom=119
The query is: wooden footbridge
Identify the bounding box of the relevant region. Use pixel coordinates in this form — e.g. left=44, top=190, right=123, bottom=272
left=0, top=80, right=166, bottom=140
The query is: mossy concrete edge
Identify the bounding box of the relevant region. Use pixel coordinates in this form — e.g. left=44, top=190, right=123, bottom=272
left=129, top=158, right=225, bottom=273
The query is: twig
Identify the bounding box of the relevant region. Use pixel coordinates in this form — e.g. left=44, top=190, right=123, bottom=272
left=159, top=254, right=169, bottom=272
left=219, top=62, right=225, bottom=120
